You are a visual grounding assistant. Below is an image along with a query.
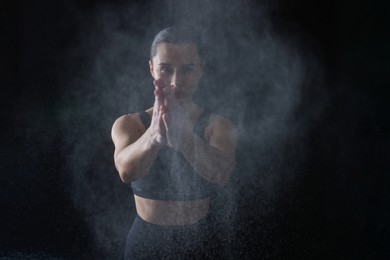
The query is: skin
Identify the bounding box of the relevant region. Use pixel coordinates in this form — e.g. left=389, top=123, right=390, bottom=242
left=111, top=42, right=238, bottom=225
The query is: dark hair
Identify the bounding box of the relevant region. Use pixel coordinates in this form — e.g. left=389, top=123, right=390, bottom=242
left=150, top=26, right=204, bottom=59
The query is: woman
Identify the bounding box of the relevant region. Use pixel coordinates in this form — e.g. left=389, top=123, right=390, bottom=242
left=111, top=26, right=237, bottom=259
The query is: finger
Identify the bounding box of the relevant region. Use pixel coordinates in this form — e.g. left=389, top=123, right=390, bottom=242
left=154, top=78, right=165, bottom=90
left=156, top=106, right=163, bottom=129
left=164, top=95, right=169, bottom=108
left=154, top=89, right=166, bottom=113
left=153, top=92, right=161, bottom=118
left=159, top=109, right=167, bottom=137
left=158, top=92, right=164, bottom=109
left=159, top=105, right=164, bottom=117
left=162, top=113, right=169, bottom=131
left=154, top=79, right=165, bottom=98
left=162, top=87, right=172, bottom=108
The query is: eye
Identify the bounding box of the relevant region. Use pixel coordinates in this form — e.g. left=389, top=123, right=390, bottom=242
left=181, top=66, right=194, bottom=74
left=159, top=66, right=173, bottom=74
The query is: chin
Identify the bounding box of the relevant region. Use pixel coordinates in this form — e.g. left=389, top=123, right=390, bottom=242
left=174, top=92, right=186, bottom=99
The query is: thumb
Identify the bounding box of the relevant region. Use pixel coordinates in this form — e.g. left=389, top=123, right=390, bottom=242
left=162, top=113, right=169, bottom=129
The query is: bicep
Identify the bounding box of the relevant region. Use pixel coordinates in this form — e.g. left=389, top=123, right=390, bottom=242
left=208, top=117, right=238, bottom=155
left=111, top=114, right=143, bottom=158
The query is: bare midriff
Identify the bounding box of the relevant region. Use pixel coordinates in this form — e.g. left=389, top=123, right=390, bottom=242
left=134, top=195, right=211, bottom=225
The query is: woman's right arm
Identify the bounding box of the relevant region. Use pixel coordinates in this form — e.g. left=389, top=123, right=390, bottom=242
left=112, top=79, right=167, bottom=182
left=111, top=113, right=161, bottom=183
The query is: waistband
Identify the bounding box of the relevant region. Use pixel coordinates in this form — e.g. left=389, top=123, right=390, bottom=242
left=135, top=212, right=214, bottom=230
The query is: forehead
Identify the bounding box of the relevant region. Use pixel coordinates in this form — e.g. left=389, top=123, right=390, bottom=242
left=152, top=43, right=200, bottom=64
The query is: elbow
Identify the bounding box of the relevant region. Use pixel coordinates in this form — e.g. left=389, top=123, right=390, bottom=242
left=219, top=159, right=236, bottom=187
left=115, top=158, right=145, bottom=183
left=116, top=165, right=132, bottom=183
left=118, top=169, right=131, bottom=183
left=114, top=152, right=147, bottom=183
left=201, top=153, right=236, bottom=187
left=218, top=175, right=230, bottom=187
left=114, top=157, right=134, bottom=183
left=214, top=170, right=230, bottom=187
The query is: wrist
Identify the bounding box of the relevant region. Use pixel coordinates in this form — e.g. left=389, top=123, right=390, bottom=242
left=145, top=128, right=162, bottom=149
left=176, top=131, right=194, bottom=152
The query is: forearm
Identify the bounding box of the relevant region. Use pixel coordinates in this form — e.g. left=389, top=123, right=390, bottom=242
left=178, top=133, right=235, bottom=186
left=115, top=129, right=161, bottom=183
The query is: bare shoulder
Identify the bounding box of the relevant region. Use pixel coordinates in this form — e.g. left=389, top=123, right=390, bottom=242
left=112, top=113, right=141, bottom=134
left=209, top=114, right=235, bottom=129
left=206, top=113, right=238, bottom=151
left=111, top=113, right=144, bottom=148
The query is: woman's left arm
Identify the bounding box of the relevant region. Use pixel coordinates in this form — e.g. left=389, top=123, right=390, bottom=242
left=176, top=116, right=238, bottom=186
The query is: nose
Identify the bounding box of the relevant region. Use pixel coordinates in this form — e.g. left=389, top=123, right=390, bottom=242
left=170, top=71, right=182, bottom=89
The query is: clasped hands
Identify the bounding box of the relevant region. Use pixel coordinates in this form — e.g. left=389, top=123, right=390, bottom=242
left=149, top=79, right=192, bottom=150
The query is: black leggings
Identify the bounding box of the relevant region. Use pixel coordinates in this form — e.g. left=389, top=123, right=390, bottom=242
left=124, top=214, right=220, bottom=260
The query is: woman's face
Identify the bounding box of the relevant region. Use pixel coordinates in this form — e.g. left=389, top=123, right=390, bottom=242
left=149, top=43, right=203, bottom=100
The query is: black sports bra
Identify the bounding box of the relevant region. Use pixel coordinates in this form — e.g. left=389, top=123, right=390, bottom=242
left=130, top=109, right=218, bottom=200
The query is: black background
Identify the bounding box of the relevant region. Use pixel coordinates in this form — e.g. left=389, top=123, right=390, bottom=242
left=2, top=0, right=389, bottom=258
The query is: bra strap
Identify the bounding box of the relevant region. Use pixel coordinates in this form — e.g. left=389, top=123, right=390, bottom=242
left=139, top=111, right=151, bottom=128
left=193, top=109, right=211, bottom=139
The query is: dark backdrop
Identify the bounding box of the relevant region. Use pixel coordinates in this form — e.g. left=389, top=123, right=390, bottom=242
left=1, top=0, right=389, bottom=258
